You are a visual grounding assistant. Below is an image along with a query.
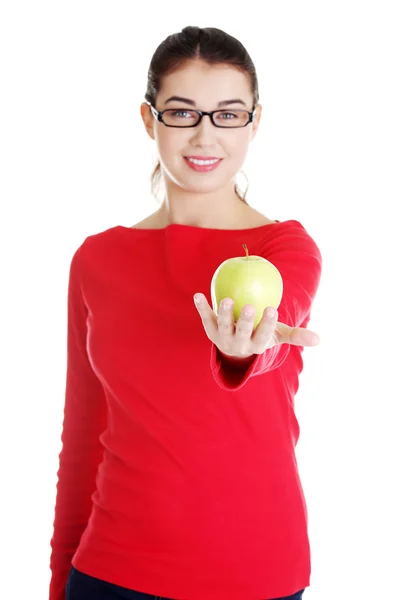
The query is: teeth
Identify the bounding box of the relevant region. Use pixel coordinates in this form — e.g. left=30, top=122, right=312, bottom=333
left=187, top=158, right=220, bottom=166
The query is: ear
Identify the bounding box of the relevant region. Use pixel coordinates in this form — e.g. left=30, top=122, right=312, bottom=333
left=251, top=104, right=262, bottom=140
left=140, top=102, right=155, bottom=140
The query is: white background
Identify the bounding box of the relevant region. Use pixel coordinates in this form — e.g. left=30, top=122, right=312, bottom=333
left=1, top=1, right=399, bottom=599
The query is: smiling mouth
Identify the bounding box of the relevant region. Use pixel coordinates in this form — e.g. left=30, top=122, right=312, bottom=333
left=185, top=157, right=222, bottom=165
left=183, top=157, right=223, bottom=173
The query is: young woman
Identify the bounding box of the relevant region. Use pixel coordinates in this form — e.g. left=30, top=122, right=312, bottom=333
left=50, top=26, right=322, bottom=600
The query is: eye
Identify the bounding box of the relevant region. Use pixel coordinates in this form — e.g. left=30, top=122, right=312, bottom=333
left=217, top=111, right=239, bottom=120
left=214, top=110, right=249, bottom=126
left=169, top=110, right=196, bottom=119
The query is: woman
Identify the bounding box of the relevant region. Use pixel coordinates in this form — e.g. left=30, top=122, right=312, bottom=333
left=49, top=26, right=322, bottom=600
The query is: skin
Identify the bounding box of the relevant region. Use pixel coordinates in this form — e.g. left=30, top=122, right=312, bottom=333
left=140, top=59, right=320, bottom=365
left=194, top=295, right=320, bottom=367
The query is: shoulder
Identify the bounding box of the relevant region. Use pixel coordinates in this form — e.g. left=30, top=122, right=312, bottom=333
left=128, top=211, right=165, bottom=229
left=237, top=206, right=277, bottom=227
left=255, top=217, right=323, bottom=273
left=68, top=226, right=120, bottom=273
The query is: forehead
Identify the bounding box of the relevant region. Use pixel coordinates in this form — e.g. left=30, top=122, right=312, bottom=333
left=158, top=60, right=252, bottom=107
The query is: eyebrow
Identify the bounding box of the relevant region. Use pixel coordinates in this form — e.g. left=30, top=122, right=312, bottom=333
left=164, top=95, right=247, bottom=108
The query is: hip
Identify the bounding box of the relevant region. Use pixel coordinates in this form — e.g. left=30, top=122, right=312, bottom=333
left=65, top=566, right=306, bottom=600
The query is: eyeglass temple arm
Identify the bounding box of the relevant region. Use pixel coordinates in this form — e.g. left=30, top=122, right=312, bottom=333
left=145, top=102, right=161, bottom=121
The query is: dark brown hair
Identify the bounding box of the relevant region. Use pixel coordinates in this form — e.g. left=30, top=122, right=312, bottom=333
left=144, top=26, right=259, bottom=204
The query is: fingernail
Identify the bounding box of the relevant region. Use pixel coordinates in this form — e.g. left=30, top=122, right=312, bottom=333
left=194, top=295, right=202, bottom=304
left=223, top=303, right=232, bottom=311
left=267, top=307, right=275, bottom=318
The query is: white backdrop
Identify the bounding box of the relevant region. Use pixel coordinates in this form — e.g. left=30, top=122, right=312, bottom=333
left=1, top=2, right=399, bottom=599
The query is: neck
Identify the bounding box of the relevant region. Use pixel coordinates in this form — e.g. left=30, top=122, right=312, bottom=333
left=156, top=179, right=247, bottom=229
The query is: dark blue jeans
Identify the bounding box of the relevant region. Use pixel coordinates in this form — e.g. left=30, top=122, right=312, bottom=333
left=65, top=566, right=305, bottom=599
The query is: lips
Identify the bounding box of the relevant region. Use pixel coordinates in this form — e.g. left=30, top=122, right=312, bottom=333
left=184, top=156, right=223, bottom=172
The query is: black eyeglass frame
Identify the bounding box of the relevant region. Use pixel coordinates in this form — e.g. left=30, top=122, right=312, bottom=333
left=147, top=102, right=256, bottom=129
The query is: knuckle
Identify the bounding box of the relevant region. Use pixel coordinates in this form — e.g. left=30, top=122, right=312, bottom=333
left=201, top=316, right=210, bottom=327
left=218, top=321, right=232, bottom=333
left=252, top=341, right=265, bottom=353
left=236, top=322, right=253, bottom=336
left=258, top=329, right=270, bottom=342
left=238, top=347, right=249, bottom=357
left=205, top=330, right=214, bottom=342
left=219, top=341, right=231, bottom=353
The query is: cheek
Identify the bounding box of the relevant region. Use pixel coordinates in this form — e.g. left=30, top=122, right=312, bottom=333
left=155, top=129, right=185, bottom=160
left=224, top=135, right=251, bottom=170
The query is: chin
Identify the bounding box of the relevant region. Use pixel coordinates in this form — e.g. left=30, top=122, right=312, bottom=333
left=177, top=173, right=228, bottom=190
left=183, top=182, right=228, bottom=195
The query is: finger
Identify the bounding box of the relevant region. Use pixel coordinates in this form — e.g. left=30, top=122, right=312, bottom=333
left=251, top=306, right=279, bottom=350
left=193, top=294, right=218, bottom=341
left=275, top=321, right=320, bottom=346
left=217, top=298, right=235, bottom=339
left=235, top=304, right=257, bottom=341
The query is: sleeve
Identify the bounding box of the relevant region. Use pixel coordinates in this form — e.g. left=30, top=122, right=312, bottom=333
left=210, top=225, right=323, bottom=392
left=48, top=245, right=108, bottom=600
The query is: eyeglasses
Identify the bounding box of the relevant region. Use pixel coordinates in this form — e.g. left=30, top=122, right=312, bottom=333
left=147, top=102, right=256, bottom=129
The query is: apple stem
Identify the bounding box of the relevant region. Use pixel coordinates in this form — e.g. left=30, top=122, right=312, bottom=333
left=242, top=244, right=249, bottom=259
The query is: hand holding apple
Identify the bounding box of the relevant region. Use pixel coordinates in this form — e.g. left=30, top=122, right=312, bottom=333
left=211, top=243, right=283, bottom=330
left=193, top=244, right=320, bottom=359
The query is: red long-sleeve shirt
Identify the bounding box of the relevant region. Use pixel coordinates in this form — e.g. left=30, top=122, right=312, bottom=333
left=49, top=219, right=322, bottom=600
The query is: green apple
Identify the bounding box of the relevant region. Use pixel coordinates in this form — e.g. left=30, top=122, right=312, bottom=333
left=211, top=244, right=283, bottom=330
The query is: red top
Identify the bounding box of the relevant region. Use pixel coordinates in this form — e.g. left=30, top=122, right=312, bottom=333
left=49, top=219, right=322, bottom=600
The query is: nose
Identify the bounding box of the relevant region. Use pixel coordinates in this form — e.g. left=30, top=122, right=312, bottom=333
left=190, top=114, right=218, bottom=145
